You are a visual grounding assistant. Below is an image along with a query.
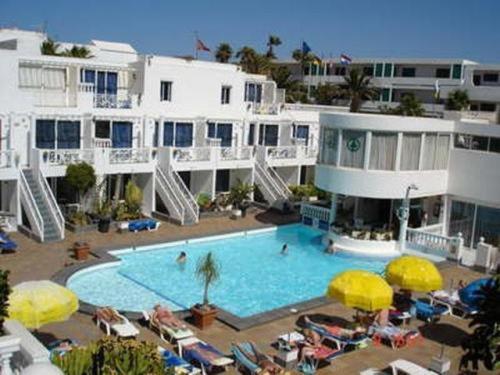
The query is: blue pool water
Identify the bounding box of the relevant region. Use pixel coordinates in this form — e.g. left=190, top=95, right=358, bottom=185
left=68, top=224, right=393, bottom=317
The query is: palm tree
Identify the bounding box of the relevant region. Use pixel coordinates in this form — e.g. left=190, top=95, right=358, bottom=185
left=266, top=35, right=282, bottom=59
left=343, top=68, right=377, bottom=112
left=195, top=252, right=220, bottom=308
left=236, top=46, right=270, bottom=74
left=61, top=45, right=93, bottom=58
left=40, top=38, right=60, bottom=56
left=394, top=93, right=425, bottom=116
left=270, top=66, right=308, bottom=103
left=446, top=89, right=470, bottom=111
left=314, top=83, right=340, bottom=105
left=214, top=43, right=233, bottom=63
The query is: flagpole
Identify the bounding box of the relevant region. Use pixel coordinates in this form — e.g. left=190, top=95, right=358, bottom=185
left=194, top=31, right=199, bottom=60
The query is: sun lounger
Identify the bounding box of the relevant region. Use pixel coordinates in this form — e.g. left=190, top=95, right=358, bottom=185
left=178, top=337, right=233, bottom=375
left=128, top=218, right=160, bottom=232
left=305, top=319, right=370, bottom=349
left=368, top=323, right=421, bottom=349
left=389, top=359, right=436, bottom=374
left=159, top=347, right=201, bottom=375
left=0, top=232, right=17, bottom=252
left=412, top=300, right=448, bottom=322
left=143, top=309, right=194, bottom=343
left=231, top=342, right=284, bottom=374
left=428, top=290, right=478, bottom=318
left=95, top=307, right=139, bottom=338
left=299, top=343, right=344, bottom=373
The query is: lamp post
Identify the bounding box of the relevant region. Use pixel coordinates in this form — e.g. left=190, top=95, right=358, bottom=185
left=397, top=184, right=418, bottom=252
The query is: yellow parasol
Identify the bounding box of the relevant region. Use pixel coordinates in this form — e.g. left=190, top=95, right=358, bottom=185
left=326, top=270, right=393, bottom=312
left=8, top=280, right=79, bottom=329
left=385, top=255, right=443, bottom=292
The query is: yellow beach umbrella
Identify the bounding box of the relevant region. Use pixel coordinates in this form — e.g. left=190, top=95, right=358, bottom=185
left=8, top=280, right=79, bottom=329
left=385, top=256, right=442, bottom=293
left=326, top=270, right=393, bottom=312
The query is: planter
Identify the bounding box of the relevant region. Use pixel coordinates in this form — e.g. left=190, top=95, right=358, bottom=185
left=73, top=241, right=90, bottom=261
left=98, top=218, right=111, bottom=233
left=191, top=305, right=218, bottom=330
left=231, top=209, right=242, bottom=220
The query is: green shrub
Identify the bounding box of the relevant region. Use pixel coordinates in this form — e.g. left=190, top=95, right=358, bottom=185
left=196, top=193, right=212, bottom=209
left=229, top=179, right=253, bottom=209
left=0, top=270, right=10, bottom=335
left=69, top=211, right=89, bottom=226
left=65, top=163, right=96, bottom=206
left=125, top=180, right=143, bottom=217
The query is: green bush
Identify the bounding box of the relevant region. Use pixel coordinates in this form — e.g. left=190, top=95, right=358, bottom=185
left=53, top=337, right=174, bottom=375
left=229, top=179, right=254, bottom=209
left=65, top=163, right=96, bottom=206
left=196, top=193, right=212, bottom=210
left=125, top=180, right=143, bottom=216
left=0, top=269, right=10, bottom=335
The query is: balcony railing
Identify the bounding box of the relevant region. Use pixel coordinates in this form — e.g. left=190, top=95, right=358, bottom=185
left=40, top=149, right=95, bottom=166
left=109, top=148, right=151, bottom=164
left=172, top=147, right=212, bottom=162
left=94, top=93, right=132, bottom=109
left=262, top=145, right=317, bottom=161
left=218, top=147, right=253, bottom=161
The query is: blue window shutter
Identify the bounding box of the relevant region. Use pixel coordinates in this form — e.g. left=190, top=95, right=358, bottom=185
left=97, top=71, right=106, bottom=94
left=35, top=120, right=55, bottom=149
left=248, top=124, right=255, bottom=145
left=175, top=123, right=193, bottom=147
left=207, top=122, right=216, bottom=138
left=57, top=121, right=80, bottom=149
left=106, top=72, right=118, bottom=95
left=84, top=69, right=95, bottom=84
left=163, top=122, right=174, bottom=146
left=216, top=123, right=232, bottom=147
left=112, top=122, right=133, bottom=148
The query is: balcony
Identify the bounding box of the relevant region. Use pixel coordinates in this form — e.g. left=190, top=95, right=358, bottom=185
left=256, top=145, right=317, bottom=167
left=94, top=93, right=133, bottom=109
left=161, top=146, right=254, bottom=171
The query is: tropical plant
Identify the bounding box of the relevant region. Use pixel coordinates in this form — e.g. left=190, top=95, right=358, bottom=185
left=446, top=89, right=470, bottom=111
left=270, top=66, right=309, bottom=103
left=195, top=252, right=220, bottom=309
left=291, top=49, right=316, bottom=66
left=460, top=276, right=500, bottom=372
left=124, top=180, right=143, bottom=217
left=53, top=336, right=173, bottom=375
left=65, top=163, right=96, bottom=207
left=69, top=211, right=89, bottom=226
left=314, top=83, right=340, bottom=105
left=196, top=193, right=212, bottom=211
left=343, top=68, right=377, bottom=112
left=40, top=38, right=60, bottom=56
left=95, top=198, right=112, bottom=219
left=61, top=45, right=93, bottom=58
left=0, top=270, right=10, bottom=335
left=391, top=93, right=425, bottom=117
left=266, top=35, right=282, bottom=59
left=229, top=179, right=254, bottom=209
left=236, top=46, right=271, bottom=74
left=214, top=42, right=233, bottom=63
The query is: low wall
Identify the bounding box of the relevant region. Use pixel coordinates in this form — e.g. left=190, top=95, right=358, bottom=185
left=325, top=231, right=399, bottom=257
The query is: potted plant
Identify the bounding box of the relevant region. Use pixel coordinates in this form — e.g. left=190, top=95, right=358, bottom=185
left=229, top=179, right=254, bottom=218
left=96, top=199, right=112, bottom=233
left=191, top=252, right=220, bottom=329
left=0, top=270, right=10, bottom=335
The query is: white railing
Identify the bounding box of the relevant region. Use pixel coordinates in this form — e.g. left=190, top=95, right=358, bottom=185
left=254, top=162, right=279, bottom=203
left=78, top=82, right=95, bottom=93
left=303, top=146, right=318, bottom=159
left=38, top=172, right=64, bottom=239
left=94, top=93, right=132, bottom=109
left=168, top=167, right=199, bottom=223
left=406, top=228, right=451, bottom=256
left=109, top=148, right=150, bottom=164
left=300, top=203, right=330, bottom=222
left=39, top=149, right=94, bottom=166
left=218, top=146, right=253, bottom=161
left=205, top=138, right=221, bottom=147
left=172, top=147, right=211, bottom=162
left=253, top=102, right=280, bottom=115
left=267, top=146, right=298, bottom=160
left=155, top=167, right=185, bottom=224
left=19, top=171, right=44, bottom=241
left=417, top=223, right=444, bottom=235
left=266, top=163, right=292, bottom=197
left=0, top=150, right=15, bottom=168
left=94, top=138, right=112, bottom=148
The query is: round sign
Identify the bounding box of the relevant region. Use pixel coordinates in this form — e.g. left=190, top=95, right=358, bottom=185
left=347, top=138, right=361, bottom=152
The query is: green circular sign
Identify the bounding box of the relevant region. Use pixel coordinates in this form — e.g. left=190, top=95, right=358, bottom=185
left=347, top=138, right=361, bottom=152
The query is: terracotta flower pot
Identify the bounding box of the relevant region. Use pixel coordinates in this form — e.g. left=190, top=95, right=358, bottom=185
left=191, top=305, right=218, bottom=330
left=73, top=241, right=90, bottom=261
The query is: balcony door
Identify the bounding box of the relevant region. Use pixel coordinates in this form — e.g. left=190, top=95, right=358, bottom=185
left=112, top=122, right=133, bottom=148
left=207, top=122, right=232, bottom=147
left=258, top=124, right=279, bottom=146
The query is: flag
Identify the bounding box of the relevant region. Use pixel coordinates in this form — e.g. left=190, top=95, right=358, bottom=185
left=302, top=41, right=312, bottom=55
left=340, top=54, right=352, bottom=65
left=196, top=38, right=210, bottom=52
left=312, top=55, right=322, bottom=65
left=434, top=80, right=440, bottom=100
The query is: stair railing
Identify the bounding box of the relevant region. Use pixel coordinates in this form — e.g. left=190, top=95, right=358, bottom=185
left=167, top=166, right=199, bottom=223
left=254, top=162, right=279, bottom=202
left=38, top=172, right=65, bottom=239
left=156, top=167, right=185, bottom=224
left=20, top=171, right=44, bottom=241
left=265, top=163, right=292, bottom=197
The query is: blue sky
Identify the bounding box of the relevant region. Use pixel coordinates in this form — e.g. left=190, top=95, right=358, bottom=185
left=1, top=0, right=500, bottom=63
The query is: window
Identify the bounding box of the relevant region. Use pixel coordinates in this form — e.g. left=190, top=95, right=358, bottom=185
left=473, top=75, right=481, bottom=86
left=163, top=122, right=174, bottom=146
left=174, top=123, right=193, bottom=147
left=207, top=122, right=216, bottom=138
left=293, top=125, right=309, bottom=144
left=36, top=120, right=56, bottom=149
left=213, top=123, right=233, bottom=147
left=363, top=66, right=374, bottom=76
left=244, top=82, right=262, bottom=102
left=221, top=86, right=231, bottom=104
left=480, top=102, right=496, bottom=112
left=160, top=81, right=172, bottom=101
left=383, top=63, right=393, bottom=77
left=401, top=67, right=416, bottom=77
left=248, top=123, right=255, bottom=145
left=449, top=201, right=475, bottom=247
left=112, top=122, right=133, bottom=148
left=35, top=120, right=81, bottom=149
left=319, top=128, right=338, bottom=165
left=258, top=124, right=279, bottom=146
left=216, top=170, right=230, bottom=192
left=153, top=122, right=159, bottom=147
left=400, top=134, right=421, bottom=170
left=489, top=138, right=500, bottom=153
left=81, top=69, right=117, bottom=95
left=334, top=67, right=346, bottom=76
left=470, top=136, right=489, bottom=151
left=435, top=68, right=450, bottom=78
left=452, top=64, right=462, bottom=79
left=422, top=133, right=450, bottom=170
left=340, top=130, right=365, bottom=169
left=95, top=121, right=110, bottom=139
left=375, top=63, right=383, bottom=77
left=483, top=73, right=498, bottom=82
left=381, top=88, right=391, bottom=102
left=369, top=132, right=397, bottom=170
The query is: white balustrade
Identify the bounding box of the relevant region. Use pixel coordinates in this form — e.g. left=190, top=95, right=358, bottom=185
left=218, top=146, right=253, bottom=161
left=109, top=148, right=150, bottom=164
left=267, top=146, right=297, bottom=160
left=172, top=147, right=211, bottom=162
left=39, top=149, right=94, bottom=166
left=94, top=138, right=112, bottom=148
left=300, top=203, right=330, bottom=222
left=94, top=93, right=132, bottom=109
left=406, top=228, right=452, bottom=256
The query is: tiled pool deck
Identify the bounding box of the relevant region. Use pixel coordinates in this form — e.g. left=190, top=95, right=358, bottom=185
left=1, top=209, right=493, bottom=374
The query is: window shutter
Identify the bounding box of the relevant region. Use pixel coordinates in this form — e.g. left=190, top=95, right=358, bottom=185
left=43, top=67, right=66, bottom=89
left=19, top=65, right=42, bottom=87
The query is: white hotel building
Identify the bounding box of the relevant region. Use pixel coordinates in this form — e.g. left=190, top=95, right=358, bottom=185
left=0, top=29, right=321, bottom=242
left=0, top=28, right=498, bottom=260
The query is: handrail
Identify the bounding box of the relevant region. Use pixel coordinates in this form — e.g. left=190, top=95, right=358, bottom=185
left=265, top=163, right=292, bottom=196
left=254, top=162, right=279, bottom=202
left=20, top=171, right=44, bottom=241
left=156, top=167, right=185, bottom=224
left=406, top=228, right=451, bottom=255
left=168, top=166, right=199, bottom=222
left=38, top=172, right=64, bottom=239
left=300, top=203, right=330, bottom=222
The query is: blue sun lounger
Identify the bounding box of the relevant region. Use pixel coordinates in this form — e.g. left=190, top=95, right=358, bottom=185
left=178, top=337, right=233, bottom=374
left=128, top=218, right=159, bottom=232
left=0, top=232, right=17, bottom=252
left=162, top=348, right=201, bottom=375
left=412, top=300, right=448, bottom=322
left=231, top=343, right=261, bottom=374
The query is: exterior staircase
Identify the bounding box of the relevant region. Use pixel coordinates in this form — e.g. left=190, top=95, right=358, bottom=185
left=20, top=169, right=64, bottom=242
left=254, top=161, right=292, bottom=210
left=155, top=166, right=199, bottom=225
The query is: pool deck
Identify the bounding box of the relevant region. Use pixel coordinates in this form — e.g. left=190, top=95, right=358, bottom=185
left=1, top=209, right=493, bottom=374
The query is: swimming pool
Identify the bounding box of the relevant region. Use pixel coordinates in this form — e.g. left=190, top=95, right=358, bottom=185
left=68, top=224, right=393, bottom=318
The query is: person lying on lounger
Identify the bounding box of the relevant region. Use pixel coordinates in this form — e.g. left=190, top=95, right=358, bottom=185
left=299, top=329, right=323, bottom=363
left=151, top=304, right=186, bottom=330
left=305, top=316, right=366, bottom=339
left=95, top=307, right=124, bottom=324
left=235, top=342, right=284, bottom=375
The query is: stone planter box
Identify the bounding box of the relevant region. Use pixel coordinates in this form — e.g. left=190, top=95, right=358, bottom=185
left=65, top=221, right=98, bottom=234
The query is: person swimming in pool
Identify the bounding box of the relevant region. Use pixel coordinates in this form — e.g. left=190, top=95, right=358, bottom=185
left=280, top=244, right=288, bottom=255
left=176, top=251, right=187, bottom=264
left=324, top=239, right=336, bottom=254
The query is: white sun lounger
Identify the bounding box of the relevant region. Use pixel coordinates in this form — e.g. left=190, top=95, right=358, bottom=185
left=142, top=309, right=194, bottom=343
left=389, top=359, right=436, bottom=374
left=95, top=308, right=139, bottom=338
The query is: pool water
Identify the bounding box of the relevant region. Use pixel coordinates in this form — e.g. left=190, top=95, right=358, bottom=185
left=68, top=224, right=392, bottom=317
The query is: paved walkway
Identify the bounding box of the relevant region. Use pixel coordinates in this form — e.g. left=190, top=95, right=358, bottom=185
left=1, top=210, right=492, bottom=374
